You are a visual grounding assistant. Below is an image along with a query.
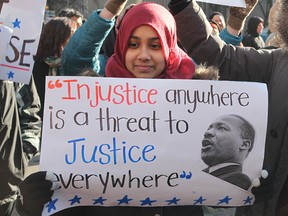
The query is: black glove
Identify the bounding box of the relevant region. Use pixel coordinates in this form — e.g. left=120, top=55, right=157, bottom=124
left=168, top=0, right=191, bottom=15
left=251, top=169, right=274, bottom=203
left=17, top=171, right=54, bottom=216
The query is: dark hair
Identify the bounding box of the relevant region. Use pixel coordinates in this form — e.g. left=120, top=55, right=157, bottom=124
left=246, top=16, right=264, bottom=35
left=58, top=8, right=83, bottom=19
left=231, top=114, right=255, bottom=154
left=208, top=11, right=224, bottom=22
left=34, top=17, right=76, bottom=61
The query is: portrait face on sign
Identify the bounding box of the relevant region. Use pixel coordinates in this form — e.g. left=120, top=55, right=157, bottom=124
left=201, top=114, right=255, bottom=190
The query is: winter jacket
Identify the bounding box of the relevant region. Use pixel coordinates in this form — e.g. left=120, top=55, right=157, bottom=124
left=172, top=1, right=288, bottom=216
left=242, top=16, right=265, bottom=49
left=219, top=28, right=243, bottom=46
left=49, top=205, right=203, bottom=216
left=0, top=76, right=41, bottom=206
left=62, top=10, right=110, bottom=76
left=32, top=57, right=62, bottom=120
left=32, top=60, right=49, bottom=120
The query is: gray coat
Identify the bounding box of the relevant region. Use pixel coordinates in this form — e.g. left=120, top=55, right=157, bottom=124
left=48, top=206, right=203, bottom=216
left=0, top=77, right=41, bottom=206
left=174, top=1, right=288, bottom=216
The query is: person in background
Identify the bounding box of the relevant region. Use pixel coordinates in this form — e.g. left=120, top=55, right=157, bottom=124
left=209, top=20, right=221, bottom=35
left=212, top=1, right=259, bottom=47
left=242, top=16, right=265, bottom=49
left=32, top=17, right=77, bottom=120
left=209, top=11, right=226, bottom=32
left=168, top=0, right=287, bottom=215
left=58, top=7, right=84, bottom=28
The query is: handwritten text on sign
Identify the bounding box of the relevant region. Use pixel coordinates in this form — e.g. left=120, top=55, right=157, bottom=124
left=0, top=0, right=46, bottom=84
left=40, top=77, right=268, bottom=215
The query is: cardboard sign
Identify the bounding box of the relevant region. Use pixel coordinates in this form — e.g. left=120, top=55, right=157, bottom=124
left=40, top=77, right=268, bottom=215
left=0, top=0, right=46, bottom=84
left=196, top=0, right=246, bottom=8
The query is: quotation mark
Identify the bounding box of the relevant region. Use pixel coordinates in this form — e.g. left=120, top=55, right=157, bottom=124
left=48, top=80, right=63, bottom=89
left=180, top=171, right=192, bottom=179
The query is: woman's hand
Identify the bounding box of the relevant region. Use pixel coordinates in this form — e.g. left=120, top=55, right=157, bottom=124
left=251, top=169, right=274, bottom=203
left=17, top=171, right=57, bottom=216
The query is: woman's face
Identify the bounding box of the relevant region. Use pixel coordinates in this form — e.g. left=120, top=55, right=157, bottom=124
left=70, top=16, right=82, bottom=28
left=257, top=22, right=264, bottom=34
left=211, top=14, right=226, bottom=31
left=125, top=25, right=165, bottom=78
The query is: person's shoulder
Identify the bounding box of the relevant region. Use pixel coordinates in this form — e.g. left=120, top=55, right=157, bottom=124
left=243, top=33, right=253, bottom=39
left=229, top=172, right=251, bottom=190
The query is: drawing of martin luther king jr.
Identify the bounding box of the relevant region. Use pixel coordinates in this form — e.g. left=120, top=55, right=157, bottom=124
left=201, top=114, right=255, bottom=190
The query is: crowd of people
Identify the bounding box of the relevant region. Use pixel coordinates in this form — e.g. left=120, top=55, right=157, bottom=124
left=1, top=0, right=287, bottom=215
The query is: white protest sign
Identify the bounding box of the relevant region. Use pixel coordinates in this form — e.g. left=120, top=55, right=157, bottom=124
left=0, top=0, right=46, bottom=84
left=196, top=0, right=246, bottom=7
left=0, top=24, right=13, bottom=61
left=40, top=77, right=268, bottom=215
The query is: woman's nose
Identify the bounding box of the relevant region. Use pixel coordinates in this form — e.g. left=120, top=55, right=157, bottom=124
left=137, top=46, right=151, bottom=61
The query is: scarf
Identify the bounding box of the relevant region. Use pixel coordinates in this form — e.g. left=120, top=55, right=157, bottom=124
left=44, top=56, right=62, bottom=76
left=105, top=2, right=195, bottom=79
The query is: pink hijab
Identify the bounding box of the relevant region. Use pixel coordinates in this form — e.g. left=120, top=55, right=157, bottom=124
left=105, top=2, right=195, bottom=79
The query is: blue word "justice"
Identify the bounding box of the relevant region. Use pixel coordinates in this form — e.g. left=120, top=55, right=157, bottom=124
left=65, top=137, right=156, bottom=165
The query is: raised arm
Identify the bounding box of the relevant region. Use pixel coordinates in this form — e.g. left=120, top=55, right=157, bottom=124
left=169, top=0, right=224, bottom=65
left=219, top=0, right=259, bottom=46
left=169, top=0, right=275, bottom=83
left=62, top=0, right=128, bottom=76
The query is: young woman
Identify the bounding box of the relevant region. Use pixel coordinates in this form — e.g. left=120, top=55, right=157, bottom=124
left=33, top=17, right=77, bottom=119
left=61, top=0, right=196, bottom=79
left=16, top=1, right=202, bottom=216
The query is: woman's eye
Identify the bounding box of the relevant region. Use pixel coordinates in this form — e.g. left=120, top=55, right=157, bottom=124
left=128, top=41, right=138, bottom=48
left=151, top=43, right=161, bottom=50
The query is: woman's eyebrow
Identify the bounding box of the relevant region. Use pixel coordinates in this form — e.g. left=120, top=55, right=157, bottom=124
left=129, top=35, right=160, bottom=41
left=150, top=37, right=160, bottom=41
left=129, top=35, right=140, bottom=40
